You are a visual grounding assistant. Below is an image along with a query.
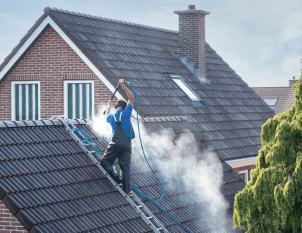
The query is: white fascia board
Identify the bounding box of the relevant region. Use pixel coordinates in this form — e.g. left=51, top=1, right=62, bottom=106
left=0, top=18, right=50, bottom=81
left=0, top=16, right=140, bottom=118
left=48, top=17, right=140, bottom=118
left=239, top=170, right=248, bottom=174
left=225, top=156, right=258, bottom=164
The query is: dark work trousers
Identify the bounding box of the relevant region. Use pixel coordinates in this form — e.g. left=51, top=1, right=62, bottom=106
left=101, top=119, right=132, bottom=194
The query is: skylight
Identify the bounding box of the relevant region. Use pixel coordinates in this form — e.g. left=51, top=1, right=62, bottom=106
left=171, top=76, right=199, bottom=101
left=264, top=98, right=278, bottom=107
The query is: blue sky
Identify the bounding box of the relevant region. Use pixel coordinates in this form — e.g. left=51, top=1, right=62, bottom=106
left=0, top=0, right=301, bottom=87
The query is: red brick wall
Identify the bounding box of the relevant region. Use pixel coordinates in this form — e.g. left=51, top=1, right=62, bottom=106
left=0, top=26, right=115, bottom=121
left=233, top=164, right=256, bottom=182
left=0, top=26, right=119, bottom=230
left=0, top=200, right=27, bottom=233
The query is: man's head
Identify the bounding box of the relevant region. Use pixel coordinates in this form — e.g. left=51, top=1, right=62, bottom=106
left=115, top=99, right=127, bottom=110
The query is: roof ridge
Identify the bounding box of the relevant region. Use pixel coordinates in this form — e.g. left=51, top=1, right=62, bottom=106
left=0, top=119, right=89, bottom=128
left=47, top=7, right=178, bottom=34
left=140, top=116, right=187, bottom=123
left=251, top=86, right=294, bottom=88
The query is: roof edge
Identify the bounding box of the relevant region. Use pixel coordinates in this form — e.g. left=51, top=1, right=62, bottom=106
left=49, top=7, right=178, bottom=34
left=48, top=12, right=147, bottom=117
left=251, top=86, right=296, bottom=88
left=0, top=119, right=89, bottom=128
left=0, top=10, right=50, bottom=75
left=225, top=156, right=257, bottom=163
left=140, top=116, right=187, bottom=123
left=0, top=12, right=147, bottom=118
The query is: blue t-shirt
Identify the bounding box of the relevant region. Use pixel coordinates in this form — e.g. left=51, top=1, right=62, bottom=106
left=106, top=104, right=135, bottom=140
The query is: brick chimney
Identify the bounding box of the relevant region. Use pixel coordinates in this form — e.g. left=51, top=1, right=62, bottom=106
left=174, top=5, right=210, bottom=78
left=289, top=76, right=298, bottom=87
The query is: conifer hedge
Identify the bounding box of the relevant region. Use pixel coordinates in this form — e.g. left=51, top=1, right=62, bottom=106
left=233, top=80, right=302, bottom=232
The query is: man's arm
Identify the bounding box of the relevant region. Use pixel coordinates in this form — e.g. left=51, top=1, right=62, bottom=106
left=105, top=100, right=112, bottom=115
left=119, top=79, right=134, bottom=107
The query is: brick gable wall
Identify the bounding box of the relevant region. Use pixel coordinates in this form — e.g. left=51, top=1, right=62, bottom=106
left=0, top=26, right=117, bottom=231
left=0, top=201, right=27, bottom=233
left=0, top=26, right=115, bottom=121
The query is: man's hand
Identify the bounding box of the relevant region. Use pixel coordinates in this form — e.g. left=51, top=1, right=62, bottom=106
left=105, top=100, right=112, bottom=115
left=107, top=100, right=112, bottom=107
left=119, top=79, right=126, bottom=87
left=119, top=79, right=134, bottom=107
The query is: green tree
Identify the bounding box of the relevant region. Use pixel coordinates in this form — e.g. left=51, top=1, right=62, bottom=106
left=233, top=79, right=302, bottom=233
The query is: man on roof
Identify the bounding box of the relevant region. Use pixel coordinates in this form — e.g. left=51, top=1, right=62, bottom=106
left=101, top=79, right=135, bottom=195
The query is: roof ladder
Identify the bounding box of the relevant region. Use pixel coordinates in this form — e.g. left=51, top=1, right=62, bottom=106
left=51, top=116, right=169, bottom=233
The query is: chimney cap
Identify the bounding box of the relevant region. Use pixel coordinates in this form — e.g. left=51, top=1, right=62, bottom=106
left=174, top=5, right=210, bottom=15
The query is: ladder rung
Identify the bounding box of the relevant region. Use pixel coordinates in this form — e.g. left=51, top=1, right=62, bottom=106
left=84, top=143, right=95, bottom=146
left=147, top=216, right=153, bottom=219
left=157, top=228, right=163, bottom=231
left=137, top=205, right=144, bottom=208
left=90, top=151, right=96, bottom=153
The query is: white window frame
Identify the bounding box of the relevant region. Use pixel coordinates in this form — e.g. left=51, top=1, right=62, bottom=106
left=64, top=80, right=95, bottom=119
left=239, top=170, right=248, bottom=183
left=11, top=81, right=41, bottom=121
left=170, top=75, right=200, bottom=101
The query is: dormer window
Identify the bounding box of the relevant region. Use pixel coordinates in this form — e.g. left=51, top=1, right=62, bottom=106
left=167, top=74, right=205, bottom=107
left=264, top=97, right=278, bottom=107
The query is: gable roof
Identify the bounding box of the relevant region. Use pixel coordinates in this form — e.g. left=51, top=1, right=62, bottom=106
left=252, top=86, right=295, bottom=115
left=0, top=119, right=245, bottom=232
left=0, top=7, right=275, bottom=162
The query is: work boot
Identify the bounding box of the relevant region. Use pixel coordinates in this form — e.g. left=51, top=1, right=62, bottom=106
left=116, top=177, right=122, bottom=184
left=127, top=189, right=133, bottom=196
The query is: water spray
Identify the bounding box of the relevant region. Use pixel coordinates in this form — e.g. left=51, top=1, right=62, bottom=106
left=98, top=81, right=191, bottom=232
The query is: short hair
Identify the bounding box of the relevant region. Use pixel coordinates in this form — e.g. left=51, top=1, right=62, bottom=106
left=117, top=99, right=127, bottom=110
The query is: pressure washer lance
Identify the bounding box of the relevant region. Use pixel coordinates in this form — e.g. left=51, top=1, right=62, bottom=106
left=103, top=81, right=131, bottom=115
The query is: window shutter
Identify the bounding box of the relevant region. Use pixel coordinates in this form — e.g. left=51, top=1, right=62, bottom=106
left=21, top=84, right=26, bottom=120
left=75, top=84, right=80, bottom=119
left=67, top=83, right=92, bottom=119
left=89, top=83, right=92, bottom=119
left=15, top=84, right=39, bottom=121
left=68, top=84, right=73, bottom=119
left=82, top=84, right=87, bottom=119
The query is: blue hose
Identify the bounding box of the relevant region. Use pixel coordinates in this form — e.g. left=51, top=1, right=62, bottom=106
left=128, top=82, right=164, bottom=202
left=72, top=82, right=191, bottom=233
left=73, top=128, right=103, bottom=156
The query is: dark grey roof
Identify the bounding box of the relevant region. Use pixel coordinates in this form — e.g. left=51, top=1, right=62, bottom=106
left=27, top=7, right=274, bottom=161
left=0, top=120, right=245, bottom=232
left=0, top=7, right=276, bottom=231
left=0, top=6, right=274, bottom=167
left=0, top=120, right=151, bottom=232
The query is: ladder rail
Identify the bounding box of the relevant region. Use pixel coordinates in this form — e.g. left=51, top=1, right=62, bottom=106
left=51, top=116, right=168, bottom=233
